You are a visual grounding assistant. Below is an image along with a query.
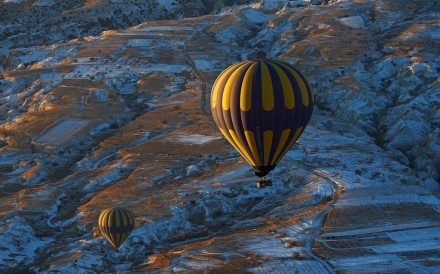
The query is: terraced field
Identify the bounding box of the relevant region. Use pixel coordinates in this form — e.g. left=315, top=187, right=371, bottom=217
left=1, top=1, right=439, bottom=273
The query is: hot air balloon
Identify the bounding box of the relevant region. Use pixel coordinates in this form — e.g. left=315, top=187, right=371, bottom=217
left=98, top=207, right=135, bottom=249
left=211, top=59, right=314, bottom=186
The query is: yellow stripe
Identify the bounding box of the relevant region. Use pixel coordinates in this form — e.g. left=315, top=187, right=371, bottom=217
left=211, top=62, right=244, bottom=109
left=272, top=63, right=295, bottom=109
left=124, top=209, right=133, bottom=226
left=219, top=128, right=254, bottom=166
left=102, top=209, right=112, bottom=227
left=245, top=130, right=261, bottom=166
left=279, top=63, right=310, bottom=107
left=219, top=128, right=240, bottom=152
left=261, top=63, right=274, bottom=111
left=115, top=210, right=120, bottom=227
left=109, top=232, right=118, bottom=248
left=263, top=130, right=273, bottom=166
left=121, top=210, right=128, bottom=226
left=240, top=62, right=257, bottom=111
left=229, top=129, right=256, bottom=166
left=222, top=63, right=249, bottom=111
left=98, top=209, right=109, bottom=226
left=293, top=71, right=309, bottom=107
left=302, top=75, right=314, bottom=104
left=278, top=127, right=304, bottom=162
left=270, top=129, right=291, bottom=165
left=98, top=211, right=103, bottom=226
left=104, top=234, right=113, bottom=247
left=107, top=209, right=113, bottom=227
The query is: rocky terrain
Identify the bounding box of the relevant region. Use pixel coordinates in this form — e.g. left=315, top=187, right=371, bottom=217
left=0, top=0, right=439, bottom=273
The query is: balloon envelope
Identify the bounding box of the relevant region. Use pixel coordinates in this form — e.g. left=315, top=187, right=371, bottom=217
left=211, top=59, right=314, bottom=177
left=98, top=207, right=135, bottom=249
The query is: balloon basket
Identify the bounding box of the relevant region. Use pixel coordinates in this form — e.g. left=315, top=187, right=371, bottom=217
left=256, top=177, right=272, bottom=188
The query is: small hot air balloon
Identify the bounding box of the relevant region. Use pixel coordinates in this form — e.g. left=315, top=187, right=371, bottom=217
left=98, top=207, right=135, bottom=249
left=211, top=59, right=314, bottom=185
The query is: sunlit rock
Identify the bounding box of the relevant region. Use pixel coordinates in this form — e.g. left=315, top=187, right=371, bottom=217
left=0, top=1, right=439, bottom=273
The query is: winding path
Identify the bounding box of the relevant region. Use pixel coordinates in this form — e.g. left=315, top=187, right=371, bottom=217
left=304, top=170, right=345, bottom=273
left=180, top=24, right=216, bottom=123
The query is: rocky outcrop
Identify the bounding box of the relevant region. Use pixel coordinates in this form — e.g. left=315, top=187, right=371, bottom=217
left=0, top=1, right=439, bottom=273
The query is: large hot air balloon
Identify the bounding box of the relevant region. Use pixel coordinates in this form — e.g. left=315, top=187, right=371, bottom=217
left=98, top=207, right=135, bottom=249
left=211, top=59, right=314, bottom=183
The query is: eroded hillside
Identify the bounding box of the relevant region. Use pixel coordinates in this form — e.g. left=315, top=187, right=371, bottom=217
left=0, top=0, right=439, bottom=273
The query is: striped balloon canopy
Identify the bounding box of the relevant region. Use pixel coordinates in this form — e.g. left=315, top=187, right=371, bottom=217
left=98, top=207, right=135, bottom=249
left=211, top=59, right=314, bottom=177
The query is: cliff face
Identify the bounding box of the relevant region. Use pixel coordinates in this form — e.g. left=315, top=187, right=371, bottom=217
left=0, top=0, right=439, bottom=273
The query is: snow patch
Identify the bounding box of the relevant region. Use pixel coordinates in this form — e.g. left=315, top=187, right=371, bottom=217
left=193, top=59, right=218, bottom=71
left=39, top=72, right=62, bottom=85
left=338, top=194, right=440, bottom=207
left=331, top=254, right=409, bottom=273
left=0, top=216, right=53, bottom=268
left=251, top=0, right=289, bottom=12
left=337, top=15, right=366, bottom=29
left=216, top=28, right=238, bottom=43
left=127, top=39, right=151, bottom=47
left=33, top=0, right=55, bottom=6
left=251, top=260, right=329, bottom=273
left=240, top=8, right=274, bottom=24
left=34, top=119, right=89, bottom=146
left=186, top=165, right=200, bottom=176
left=2, top=0, right=25, bottom=4
left=157, top=0, right=175, bottom=11
left=372, top=239, right=440, bottom=253
left=166, top=134, right=221, bottom=145
left=248, top=235, right=297, bottom=257
left=85, top=163, right=125, bottom=191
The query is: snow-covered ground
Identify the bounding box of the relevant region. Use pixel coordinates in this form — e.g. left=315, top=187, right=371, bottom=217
left=0, top=0, right=439, bottom=272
